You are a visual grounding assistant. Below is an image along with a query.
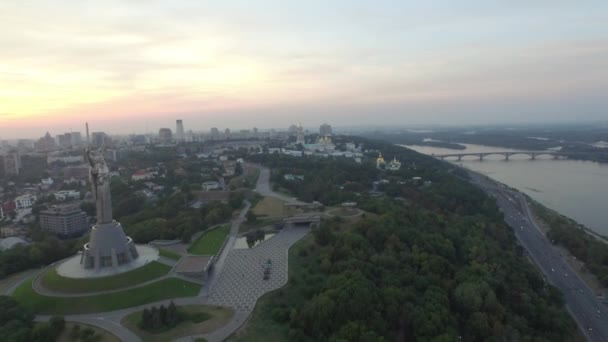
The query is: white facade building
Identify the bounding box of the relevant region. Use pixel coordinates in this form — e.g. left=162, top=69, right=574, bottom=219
left=14, top=194, right=36, bottom=210
left=54, top=190, right=81, bottom=201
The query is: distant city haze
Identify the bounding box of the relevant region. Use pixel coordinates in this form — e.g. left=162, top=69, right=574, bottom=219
left=1, top=1, right=607, bottom=138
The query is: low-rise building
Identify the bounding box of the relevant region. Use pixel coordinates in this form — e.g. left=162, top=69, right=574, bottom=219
left=0, top=237, right=28, bottom=251
left=202, top=181, right=220, bottom=191
left=39, top=205, right=89, bottom=237
left=47, top=155, right=84, bottom=164
left=14, top=194, right=36, bottom=211
left=284, top=174, right=304, bottom=181
left=131, top=169, right=154, bottom=181
left=54, top=190, right=81, bottom=201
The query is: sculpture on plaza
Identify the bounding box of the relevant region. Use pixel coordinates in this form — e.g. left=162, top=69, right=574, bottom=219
left=80, top=148, right=139, bottom=270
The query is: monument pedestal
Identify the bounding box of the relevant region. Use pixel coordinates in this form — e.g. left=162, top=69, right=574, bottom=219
left=80, top=221, right=139, bottom=270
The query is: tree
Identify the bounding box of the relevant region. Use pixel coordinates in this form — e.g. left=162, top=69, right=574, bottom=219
left=48, top=316, right=65, bottom=338
left=141, top=308, right=151, bottom=329
left=80, top=327, right=96, bottom=342
left=246, top=210, right=257, bottom=223
left=31, top=323, right=53, bottom=342
left=167, top=301, right=179, bottom=327
left=69, top=324, right=81, bottom=340
left=159, top=304, right=168, bottom=326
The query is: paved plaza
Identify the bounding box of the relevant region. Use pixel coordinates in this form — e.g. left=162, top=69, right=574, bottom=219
left=208, top=225, right=309, bottom=310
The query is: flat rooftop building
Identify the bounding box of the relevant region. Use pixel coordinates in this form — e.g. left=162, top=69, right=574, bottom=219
left=40, top=205, right=89, bottom=237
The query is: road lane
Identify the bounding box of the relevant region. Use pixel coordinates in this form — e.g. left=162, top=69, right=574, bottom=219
left=467, top=170, right=608, bottom=341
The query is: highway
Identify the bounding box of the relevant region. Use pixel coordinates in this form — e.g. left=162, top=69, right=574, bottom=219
left=468, top=171, right=608, bottom=341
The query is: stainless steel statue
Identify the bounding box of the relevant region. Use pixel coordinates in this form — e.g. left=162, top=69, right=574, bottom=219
left=86, top=148, right=113, bottom=224
left=81, top=148, right=139, bottom=270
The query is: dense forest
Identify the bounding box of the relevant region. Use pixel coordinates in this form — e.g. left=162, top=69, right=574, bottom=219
left=243, top=138, right=576, bottom=341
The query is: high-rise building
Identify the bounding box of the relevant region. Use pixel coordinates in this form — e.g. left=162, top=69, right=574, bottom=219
left=210, top=127, right=220, bottom=139
left=3, top=152, right=21, bottom=176
left=91, top=132, right=111, bottom=148
left=58, top=133, right=72, bottom=148
left=158, top=128, right=173, bottom=143
left=70, top=132, right=82, bottom=147
left=35, top=132, right=56, bottom=151
left=320, top=123, right=332, bottom=137
left=175, top=120, right=185, bottom=142
left=40, top=205, right=89, bottom=237
left=224, top=128, right=231, bottom=138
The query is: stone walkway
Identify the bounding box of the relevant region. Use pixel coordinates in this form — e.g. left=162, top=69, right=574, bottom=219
left=176, top=225, right=310, bottom=342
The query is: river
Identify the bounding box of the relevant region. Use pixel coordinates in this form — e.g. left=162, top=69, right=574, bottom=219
left=403, top=143, right=608, bottom=236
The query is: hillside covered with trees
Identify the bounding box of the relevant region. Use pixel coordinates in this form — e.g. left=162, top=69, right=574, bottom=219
left=239, top=137, right=576, bottom=341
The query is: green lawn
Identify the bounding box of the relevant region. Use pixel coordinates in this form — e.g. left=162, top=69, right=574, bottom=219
left=41, top=261, right=170, bottom=294
left=14, top=277, right=201, bottom=315
left=123, top=305, right=233, bottom=342
left=56, top=322, right=120, bottom=342
left=188, top=225, right=230, bottom=255
left=159, top=248, right=183, bottom=261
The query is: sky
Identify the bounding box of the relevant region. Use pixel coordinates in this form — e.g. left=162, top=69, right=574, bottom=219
left=1, top=1, right=607, bottom=138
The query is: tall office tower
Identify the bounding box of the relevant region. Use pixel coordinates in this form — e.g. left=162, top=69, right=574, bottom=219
left=224, top=128, right=231, bottom=138
left=91, top=132, right=110, bottom=148
left=175, top=120, right=185, bottom=142
left=158, top=128, right=173, bottom=143
left=86, top=122, right=90, bottom=145
left=210, top=127, right=220, bottom=139
left=3, top=152, right=21, bottom=176
left=70, top=132, right=82, bottom=147
left=253, top=127, right=259, bottom=137
left=58, top=133, right=72, bottom=148
left=320, top=123, right=333, bottom=137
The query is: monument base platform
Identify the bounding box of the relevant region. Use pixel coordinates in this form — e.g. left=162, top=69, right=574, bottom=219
left=56, top=245, right=159, bottom=279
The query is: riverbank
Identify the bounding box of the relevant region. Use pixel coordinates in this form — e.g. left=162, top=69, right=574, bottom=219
left=403, top=143, right=608, bottom=236
left=526, top=198, right=608, bottom=296
left=468, top=169, right=608, bottom=296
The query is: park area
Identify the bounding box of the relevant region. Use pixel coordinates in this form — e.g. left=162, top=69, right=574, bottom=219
left=41, top=261, right=171, bottom=294
left=13, top=277, right=201, bottom=314
left=188, top=225, right=230, bottom=255
left=56, top=322, right=120, bottom=342
left=122, top=305, right=233, bottom=342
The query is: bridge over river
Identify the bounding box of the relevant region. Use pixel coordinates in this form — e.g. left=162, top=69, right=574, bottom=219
left=433, top=151, right=573, bottom=161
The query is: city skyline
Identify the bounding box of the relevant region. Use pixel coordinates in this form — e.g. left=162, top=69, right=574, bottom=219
left=1, top=1, right=608, bottom=139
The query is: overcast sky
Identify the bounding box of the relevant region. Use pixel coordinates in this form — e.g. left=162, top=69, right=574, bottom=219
left=1, top=1, right=607, bottom=138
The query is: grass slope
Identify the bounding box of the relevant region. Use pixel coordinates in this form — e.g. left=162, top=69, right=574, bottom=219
left=159, top=248, right=183, bottom=261
left=123, top=305, right=233, bottom=342
left=14, top=277, right=201, bottom=315
left=188, top=225, right=230, bottom=255
left=41, top=261, right=170, bottom=294
left=56, top=322, right=121, bottom=342
left=252, top=197, right=286, bottom=217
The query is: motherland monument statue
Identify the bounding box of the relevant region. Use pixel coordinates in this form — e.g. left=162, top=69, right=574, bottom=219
left=80, top=147, right=139, bottom=270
